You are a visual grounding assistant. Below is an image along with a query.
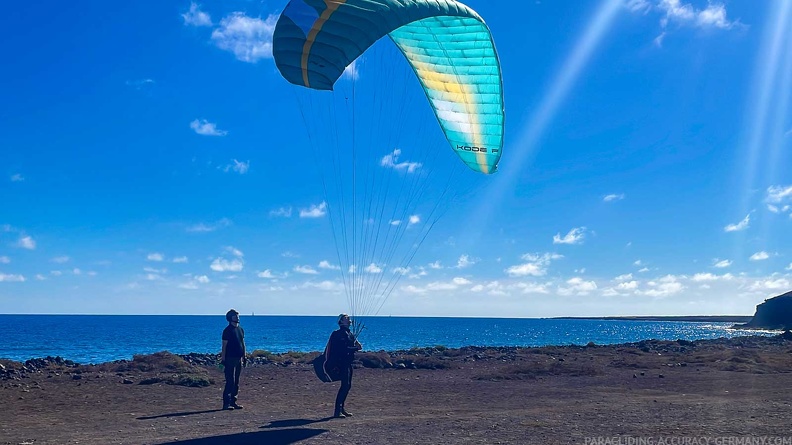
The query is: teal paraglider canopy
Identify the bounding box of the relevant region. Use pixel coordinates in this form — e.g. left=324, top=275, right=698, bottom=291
left=272, top=0, right=505, bottom=174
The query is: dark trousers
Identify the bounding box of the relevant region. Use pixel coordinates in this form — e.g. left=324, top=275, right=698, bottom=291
left=334, top=364, right=353, bottom=412
left=223, top=357, right=242, bottom=406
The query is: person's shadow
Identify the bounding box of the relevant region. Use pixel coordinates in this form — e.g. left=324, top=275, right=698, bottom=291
left=260, top=417, right=335, bottom=428
left=137, top=409, right=224, bottom=420
left=156, top=429, right=326, bottom=445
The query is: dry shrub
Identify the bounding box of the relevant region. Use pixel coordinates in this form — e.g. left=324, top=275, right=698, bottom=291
left=357, top=352, right=392, bottom=368
left=475, top=360, right=602, bottom=381
left=87, top=351, right=195, bottom=373
left=395, top=355, right=452, bottom=370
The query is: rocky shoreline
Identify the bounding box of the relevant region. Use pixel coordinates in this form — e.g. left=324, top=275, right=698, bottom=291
left=3, top=331, right=791, bottom=383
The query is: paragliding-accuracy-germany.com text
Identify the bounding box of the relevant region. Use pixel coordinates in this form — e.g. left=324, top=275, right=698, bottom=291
left=584, top=437, right=792, bottom=445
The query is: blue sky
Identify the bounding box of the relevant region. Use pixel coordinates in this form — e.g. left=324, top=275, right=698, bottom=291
left=1, top=0, right=791, bottom=317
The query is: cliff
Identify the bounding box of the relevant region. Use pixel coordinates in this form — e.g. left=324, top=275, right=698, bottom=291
left=734, top=290, right=792, bottom=330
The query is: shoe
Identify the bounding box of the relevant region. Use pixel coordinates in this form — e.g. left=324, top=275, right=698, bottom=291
left=333, top=411, right=347, bottom=418
left=340, top=409, right=353, bottom=417
left=222, top=405, right=235, bottom=411
left=230, top=403, right=243, bottom=409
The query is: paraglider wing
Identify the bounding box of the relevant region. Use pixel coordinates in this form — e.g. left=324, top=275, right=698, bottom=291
left=272, top=0, right=505, bottom=174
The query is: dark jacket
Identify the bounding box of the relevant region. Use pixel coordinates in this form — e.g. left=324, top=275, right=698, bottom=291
left=326, top=326, right=359, bottom=366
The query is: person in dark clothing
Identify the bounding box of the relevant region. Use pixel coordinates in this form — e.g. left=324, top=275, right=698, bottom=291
left=220, top=309, right=246, bottom=410
left=324, top=313, right=362, bottom=418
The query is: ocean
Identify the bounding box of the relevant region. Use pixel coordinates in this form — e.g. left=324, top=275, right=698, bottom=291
left=0, top=314, right=775, bottom=364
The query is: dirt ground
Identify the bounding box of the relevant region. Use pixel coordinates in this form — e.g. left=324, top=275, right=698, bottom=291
left=2, top=336, right=792, bottom=445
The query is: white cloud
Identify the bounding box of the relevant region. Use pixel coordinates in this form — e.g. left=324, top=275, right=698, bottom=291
left=0, top=256, right=9, bottom=264
left=51, top=256, right=70, bottom=264
left=225, top=246, right=244, bottom=257
left=749, top=278, right=790, bottom=291
left=428, top=261, right=442, bottom=269
left=210, top=258, right=243, bottom=272
left=515, top=282, right=550, bottom=294
left=614, top=273, right=633, bottom=281
left=380, top=149, right=422, bottom=173
left=182, top=2, right=212, bottom=27
left=553, top=227, right=586, bottom=245
left=294, top=265, right=318, bottom=275
left=211, top=13, right=277, bottom=63
left=126, top=79, right=155, bottom=90
left=638, top=267, right=649, bottom=273
left=179, top=282, right=199, bottom=290
left=505, top=253, right=562, bottom=277
left=713, top=259, right=731, bottom=268
left=10, top=174, right=24, bottom=182
left=270, top=207, right=292, bottom=218
left=300, top=280, right=344, bottom=292
left=319, top=261, right=340, bottom=270
left=653, top=31, right=666, bottom=47
left=364, top=263, right=382, bottom=274
left=299, top=202, right=327, bottom=218
left=767, top=204, right=791, bottom=214
left=617, top=280, right=639, bottom=290
left=456, top=255, right=476, bottom=269
left=222, top=159, right=250, bottom=174
left=0, top=273, right=25, bottom=282
left=657, top=0, right=737, bottom=30
left=558, top=277, right=598, bottom=296
left=786, top=263, right=792, bottom=271
left=50, top=271, right=62, bottom=276
left=749, top=251, right=769, bottom=261
left=173, top=256, right=189, bottom=263
left=147, top=253, right=164, bottom=262
left=766, top=185, right=792, bottom=204
left=641, top=275, right=684, bottom=297
left=143, top=267, right=167, bottom=274
left=393, top=267, right=410, bottom=275
left=282, top=251, right=299, bottom=258
left=196, top=275, right=210, bottom=283
left=258, top=269, right=287, bottom=280
left=17, top=236, right=35, bottom=250
left=72, top=268, right=82, bottom=275
left=453, top=277, right=471, bottom=285
left=692, top=273, right=718, bottom=281
left=724, top=214, right=750, bottom=232
left=603, top=193, right=625, bottom=202
left=35, top=274, right=46, bottom=281
left=187, top=218, right=232, bottom=233
left=625, top=0, right=652, bottom=13
left=408, top=215, right=420, bottom=225
left=190, top=119, right=227, bottom=136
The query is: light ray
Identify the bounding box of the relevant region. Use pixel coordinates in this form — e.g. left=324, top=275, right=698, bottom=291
left=469, top=0, right=623, bottom=237
left=739, top=1, right=790, bottom=214
left=736, top=1, right=792, bottom=259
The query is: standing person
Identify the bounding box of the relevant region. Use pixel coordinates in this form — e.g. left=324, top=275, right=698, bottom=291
left=220, top=309, right=246, bottom=410
left=324, top=313, right=362, bottom=418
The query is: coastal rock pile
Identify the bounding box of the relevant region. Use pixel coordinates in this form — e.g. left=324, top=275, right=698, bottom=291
left=0, top=356, right=78, bottom=381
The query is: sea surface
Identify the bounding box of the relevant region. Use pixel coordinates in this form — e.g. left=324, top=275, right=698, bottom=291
left=0, top=315, right=777, bottom=364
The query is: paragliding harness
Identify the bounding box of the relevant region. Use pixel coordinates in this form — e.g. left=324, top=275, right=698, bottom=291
left=312, top=324, right=363, bottom=383
left=313, top=335, right=342, bottom=382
